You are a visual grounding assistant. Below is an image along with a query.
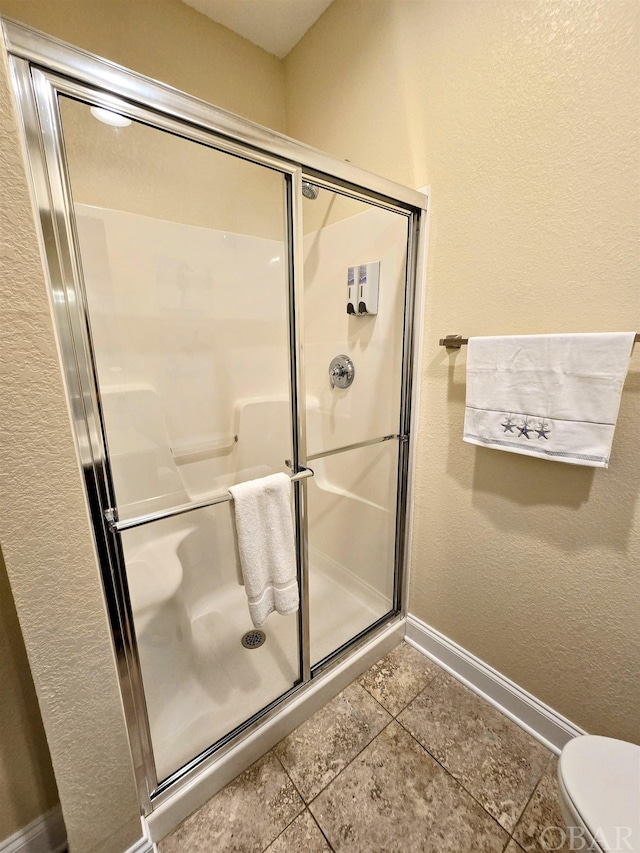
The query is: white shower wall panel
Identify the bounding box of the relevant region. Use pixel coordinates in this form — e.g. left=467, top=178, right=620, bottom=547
left=75, top=204, right=291, bottom=512
left=69, top=202, right=403, bottom=775
left=303, top=205, right=407, bottom=607
left=303, top=205, right=408, bottom=455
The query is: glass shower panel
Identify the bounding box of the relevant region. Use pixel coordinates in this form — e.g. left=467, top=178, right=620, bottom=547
left=58, top=96, right=300, bottom=780
left=59, top=96, right=294, bottom=518
left=303, top=187, right=409, bottom=666
left=307, top=441, right=398, bottom=666
left=121, top=504, right=299, bottom=781
left=302, top=189, right=409, bottom=456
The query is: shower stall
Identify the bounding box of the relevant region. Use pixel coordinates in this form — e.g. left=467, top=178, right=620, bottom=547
left=4, top=20, right=427, bottom=822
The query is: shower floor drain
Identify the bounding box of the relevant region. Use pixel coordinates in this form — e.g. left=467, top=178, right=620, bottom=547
left=241, top=629, right=266, bottom=649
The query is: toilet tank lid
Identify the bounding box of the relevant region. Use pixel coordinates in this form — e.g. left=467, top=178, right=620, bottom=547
left=559, top=735, right=640, bottom=852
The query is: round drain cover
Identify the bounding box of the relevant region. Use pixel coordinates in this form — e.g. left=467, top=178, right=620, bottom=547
left=241, top=629, right=266, bottom=649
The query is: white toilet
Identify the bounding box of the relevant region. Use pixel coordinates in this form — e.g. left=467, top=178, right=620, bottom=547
left=558, top=735, right=640, bottom=853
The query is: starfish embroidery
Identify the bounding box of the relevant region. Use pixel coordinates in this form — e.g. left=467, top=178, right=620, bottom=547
left=518, top=418, right=532, bottom=439
left=501, top=415, right=516, bottom=433
left=536, top=420, right=551, bottom=440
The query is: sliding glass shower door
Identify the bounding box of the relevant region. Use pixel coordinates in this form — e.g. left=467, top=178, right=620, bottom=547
left=58, top=95, right=302, bottom=782
left=301, top=187, right=410, bottom=668
left=10, top=29, right=424, bottom=805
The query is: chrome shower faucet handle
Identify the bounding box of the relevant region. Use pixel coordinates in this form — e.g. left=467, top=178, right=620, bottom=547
left=329, top=354, right=355, bottom=389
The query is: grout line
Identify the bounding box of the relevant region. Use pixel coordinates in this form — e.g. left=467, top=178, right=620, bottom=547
left=280, top=650, right=455, bottom=811
left=356, top=648, right=441, bottom=718
left=275, top=681, right=394, bottom=805
left=506, top=751, right=556, bottom=850
left=257, top=808, right=304, bottom=853
left=394, top=662, right=556, bottom=837
left=356, top=677, right=393, bottom=714
left=257, top=753, right=306, bottom=852
left=306, top=718, right=398, bottom=808
left=304, top=714, right=394, bottom=804
left=394, top=714, right=511, bottom=839
left=355, top=676, right=399, bottom=717
left=308, top=809, right=336, bottom=852
left=388, top=668, right=441, bottom=717
left=272, top=750, right=307, bottom=806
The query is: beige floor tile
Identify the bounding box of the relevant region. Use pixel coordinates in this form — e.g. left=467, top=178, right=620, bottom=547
left=512, top=758, right=572, bottom=852
left=274, top=681, right=391, bottom=802
left=159, top=752, right=303, bottom=853
left=398, top=672, right=551, bottom=832
left=504, top=841, right=527, bottom=853
left=264, top=810, right=331, bottom=853
left=310, top=721, right=509, bottom=853
left=358, top=641, right=440, bottom=716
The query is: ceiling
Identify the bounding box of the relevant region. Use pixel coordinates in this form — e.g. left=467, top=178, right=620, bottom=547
left=182, top=0, right=334, bottom=59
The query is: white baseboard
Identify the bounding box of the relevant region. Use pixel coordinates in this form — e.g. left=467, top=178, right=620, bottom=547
left=0, top=810, right=158, bottom=853
left=0, top=807, right=66, bottom=853
left=124, top=824, right=157, bottom=853
left=405, top=614, right=585, bottom=754
left=146, top=617, right=404, bottom=843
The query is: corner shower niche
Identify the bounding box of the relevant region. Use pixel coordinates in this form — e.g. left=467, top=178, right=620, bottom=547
left=10, top=37, right=424, bottom=807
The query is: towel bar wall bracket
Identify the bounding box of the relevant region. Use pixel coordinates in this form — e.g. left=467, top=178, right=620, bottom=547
left=439, top=333, right=639, bottom=349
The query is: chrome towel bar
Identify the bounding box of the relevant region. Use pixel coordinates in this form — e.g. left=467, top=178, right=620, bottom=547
left=307, top=433, right=407, bottom=462
left=104, top=466, right=314, bottom=533
left=439, top=333, right=640, bottom=349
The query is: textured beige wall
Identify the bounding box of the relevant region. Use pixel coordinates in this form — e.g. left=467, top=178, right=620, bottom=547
left=0, top=550, right=59, bottom=841
left=286, top=0, right=640, bottom=743
left=0, top=0, right=286, bottom=131
left=1, top=4, right=638, bottom=851
left=0, top=1, right=288, bottom=849
left=0, top=40, right=141, bottom=851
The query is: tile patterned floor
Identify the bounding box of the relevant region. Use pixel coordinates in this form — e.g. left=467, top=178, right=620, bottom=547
left=159, top=643, right=572, bottom=853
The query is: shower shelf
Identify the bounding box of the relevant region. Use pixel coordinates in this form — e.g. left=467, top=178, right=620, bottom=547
left=170, top=434, right=238, bottom=462
left=104, top=466, right=314, bottom=533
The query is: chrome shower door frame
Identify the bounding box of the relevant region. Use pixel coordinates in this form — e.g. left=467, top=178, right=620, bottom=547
left=10, top=57, right=308, bottom=812
left=3, top=17, right=428, bottom=815
left=295, top=174, right=421, bottom=677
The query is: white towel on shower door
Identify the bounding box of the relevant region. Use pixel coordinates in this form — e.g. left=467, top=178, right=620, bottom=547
left=463, top=333, right=635, bottom=467
left=229, top=472, right=299, bottom=628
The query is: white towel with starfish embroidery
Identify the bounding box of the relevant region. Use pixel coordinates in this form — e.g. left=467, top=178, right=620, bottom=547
left=463, top=333, right=635, bottom=467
